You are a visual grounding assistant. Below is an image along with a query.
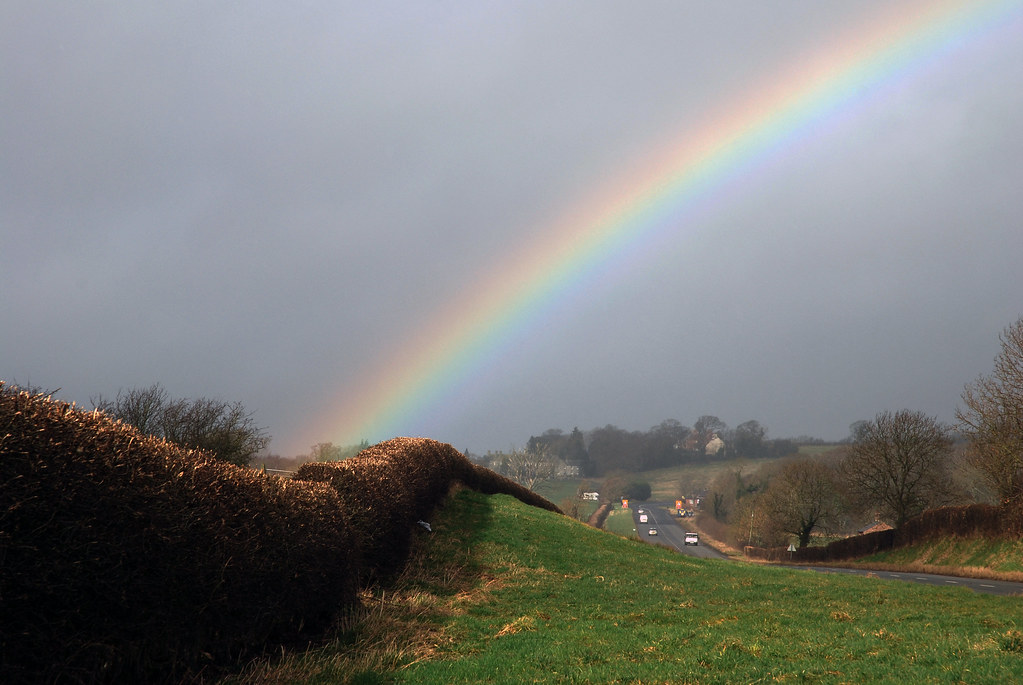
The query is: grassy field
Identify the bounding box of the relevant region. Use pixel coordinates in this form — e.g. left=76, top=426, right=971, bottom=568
left=533, top=479, right=582, bottom=504
left=537, top=448, right=840, bottom=505
left=232, top=489, right=1023, bottom=684
left=532, top=445, right=842, bottom=507
left=533, top=480, right=600, bottom=521
left=601, top=505, right=639, bottom=539
left=645, top=447, right=843, bottom=500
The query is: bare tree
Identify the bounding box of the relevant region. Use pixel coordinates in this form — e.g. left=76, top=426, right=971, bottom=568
left=957, top=317, right=1023, bottom=502
left=506, top=444, right=557, bottom=491
left=160, top=397, right=270, bottom=466
left=765, top=458, right=842, bottom=547
left=841, top=409, right=955, bottom=527
left=309, top=442, right=344, bottom=462
left=313, top=440, right=370, bottom=461
left=92, top=383, right=169, bottom=437
left=559, top=496, right=581, bottom=520
left=94, top=384, right=270, bottom=466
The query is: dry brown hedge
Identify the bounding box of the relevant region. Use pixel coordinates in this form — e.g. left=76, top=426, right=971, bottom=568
left=1, top=384, right=360, bottom=683
left=292, top=437, right=561, bottom=579
left=586, top=502, right=613, bottom=528
left=0, top=384, right=560, bottom=684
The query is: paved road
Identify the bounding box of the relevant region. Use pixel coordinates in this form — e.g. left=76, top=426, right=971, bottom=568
left=633, top=503, right=727, bottom=560
left=630, top=502, right=1023, bottom=596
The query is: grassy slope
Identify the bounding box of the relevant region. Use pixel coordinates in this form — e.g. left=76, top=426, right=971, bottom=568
left=533, top=480, right=600, bottom=521
left=233, top=490, right=1023, bottom=684
left=853, top=537, right=1023, bottom=578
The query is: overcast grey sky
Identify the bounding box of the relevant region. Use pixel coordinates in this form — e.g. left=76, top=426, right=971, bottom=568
left=4, top=1, right=1022, bottom=457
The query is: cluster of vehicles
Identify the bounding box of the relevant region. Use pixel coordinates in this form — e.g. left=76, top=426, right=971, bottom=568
left=636, top=508, right=698, bottom=545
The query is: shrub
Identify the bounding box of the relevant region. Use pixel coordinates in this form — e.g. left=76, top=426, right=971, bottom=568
left=0, top=384, right=358, bottom=683
left=622, top=480, right=652, bottom=501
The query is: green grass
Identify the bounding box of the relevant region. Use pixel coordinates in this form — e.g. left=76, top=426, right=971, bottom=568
left=532, top=479, right=581, bottom=504
left=855, top=536, right=1023, bottom=576
left=641, top=456, right=794, bottom=501
left=533, top=480, right=600, bottom=521
left=232, top=490, right=1023, bottom=684
left=601, top=506, right=639, bottom=539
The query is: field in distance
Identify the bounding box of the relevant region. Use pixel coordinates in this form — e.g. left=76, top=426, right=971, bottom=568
left=536, top=446, right=834, bottom=504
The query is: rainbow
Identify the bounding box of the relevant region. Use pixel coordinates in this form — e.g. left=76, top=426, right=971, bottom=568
left=309, top=0, right=1022, bottom=449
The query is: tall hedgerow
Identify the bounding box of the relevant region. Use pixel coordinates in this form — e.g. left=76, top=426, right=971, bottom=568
left=0, top=383, right=358, bottom=683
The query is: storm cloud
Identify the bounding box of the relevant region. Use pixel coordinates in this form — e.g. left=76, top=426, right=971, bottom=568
left=4, top=1, right=1022, bottom=457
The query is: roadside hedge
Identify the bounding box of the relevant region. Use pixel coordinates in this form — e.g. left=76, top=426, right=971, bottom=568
left=745, top=502, right=1023, bottom=563
left=0, top=384, right=358, bottom=683
left=0, top=383, right=560, bottom=684
left=293, top=437, right=561, bottom=579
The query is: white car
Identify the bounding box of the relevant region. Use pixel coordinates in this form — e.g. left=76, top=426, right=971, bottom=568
left=648, top=528, right=658, bottom=536
left=684, top=532, right=699, bottom=545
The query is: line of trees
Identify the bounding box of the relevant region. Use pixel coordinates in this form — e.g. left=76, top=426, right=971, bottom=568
left=711, top=315, right=1023, bottom=548
left=712, top=410, right=959, bottom=548
left=521, top=417, right=800, bottom=479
